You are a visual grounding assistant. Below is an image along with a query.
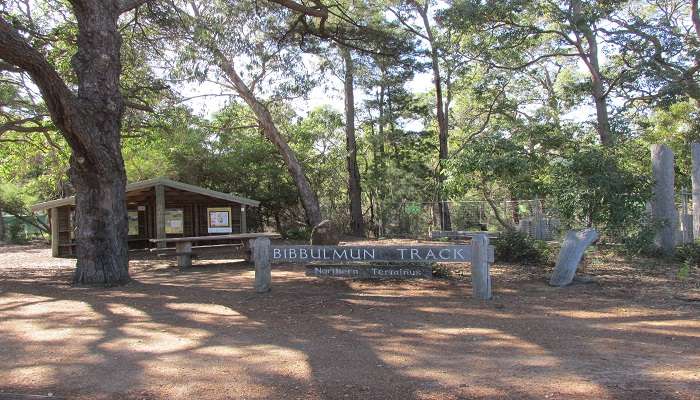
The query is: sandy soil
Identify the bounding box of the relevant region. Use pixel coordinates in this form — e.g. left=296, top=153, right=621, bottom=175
left=0, top=241, right=698, bottom=400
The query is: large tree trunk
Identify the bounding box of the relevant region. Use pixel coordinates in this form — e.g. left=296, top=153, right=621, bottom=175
left=591, top=75, right=611, bottom=146
left=0, top=1, right=133, bottom=285
left=212, top=49, right=322, bottom=227
left=69, top=2, right=130, bottom=285
left=416, top=3, right=452, bottom=230
left=340, top=47, right=365, bottom=237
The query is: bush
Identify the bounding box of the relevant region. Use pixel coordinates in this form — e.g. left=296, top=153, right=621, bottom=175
left=494, top=230, right=548, bottom=264
left=676, top=243, right=700, bottom=280
left=7, top=221, right=27, bottom=244
left=676, top=243, right=700, bottom=266
left=621, top=218, right=663, bottom=257
left=284, top=226, right=311, bottom=241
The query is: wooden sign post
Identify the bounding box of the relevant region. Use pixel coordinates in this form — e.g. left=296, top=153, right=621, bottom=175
left=252, top=235, right=494, bottom=300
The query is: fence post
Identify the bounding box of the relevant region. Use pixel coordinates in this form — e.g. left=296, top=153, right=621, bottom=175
left=471, top=233, right=492, bottom=300
left=253, top=237, right=271, bottom=293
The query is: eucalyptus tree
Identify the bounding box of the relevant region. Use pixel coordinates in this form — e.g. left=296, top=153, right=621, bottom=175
left=607, top=0, right=700, bottom=109
left=447, top=0, right=629, bottom=146
left=388, top=0, right=455, bottom=230
left=153, top=0, right=326, bottom=226
left=338, top=46, right=365, bottom=236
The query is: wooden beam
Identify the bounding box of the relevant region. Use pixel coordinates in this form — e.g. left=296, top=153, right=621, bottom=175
left=50, top=207, right=60, bottom=257
left=240, top=205, right=247, bottom=233
left=155, top=185, right=166, bottom=249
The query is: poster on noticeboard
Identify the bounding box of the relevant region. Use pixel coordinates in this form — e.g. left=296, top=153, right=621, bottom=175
left=208, top=207, right=232, bottom=233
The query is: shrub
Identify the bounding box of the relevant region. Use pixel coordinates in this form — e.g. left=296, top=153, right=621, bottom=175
left=494, top=230, right=548, bottom=264
left=621, top=218, right=663, bottom=257
left=7, top=221, right=27, bottom=244
left=284, top=226, right=311, bottom=241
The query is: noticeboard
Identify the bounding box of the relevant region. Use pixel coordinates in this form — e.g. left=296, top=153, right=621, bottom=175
left=208, top=207, right=232, bottom=233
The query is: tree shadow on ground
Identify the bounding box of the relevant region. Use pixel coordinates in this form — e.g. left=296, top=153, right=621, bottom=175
left=0, top=257, right=698, bottom=400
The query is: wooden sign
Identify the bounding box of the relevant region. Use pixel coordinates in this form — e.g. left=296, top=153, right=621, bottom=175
left=271, top=245, right=494, bottom=263
left=306, top=264, right=432, bottom=279
left=252, top=236, right=493, bottom=300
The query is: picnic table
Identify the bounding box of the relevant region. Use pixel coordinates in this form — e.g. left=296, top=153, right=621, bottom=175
left=149, top=232, right=281, bottom=268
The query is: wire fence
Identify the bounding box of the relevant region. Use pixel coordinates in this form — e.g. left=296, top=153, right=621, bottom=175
left=363, top=199, right=563, bottom=240
left=354, top=192, right=697, bottom=244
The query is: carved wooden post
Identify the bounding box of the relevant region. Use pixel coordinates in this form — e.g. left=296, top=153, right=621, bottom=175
left=692, top=143, right=700, bottom=240
left=254, top=237, right=271, bottom=293
left=549, top=229, right=598, bottom=287
left=680, top=188, right=693, bottom=244
left=471, top=234, right=491, bottom=300
left=175, top=241, right=192, bottom=268
left=651, top=144, right=677, bottom=255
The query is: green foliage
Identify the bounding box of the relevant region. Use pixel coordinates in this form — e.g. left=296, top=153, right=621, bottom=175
left=621, top=217, right=663, bottom=257
left=494, top=230, right=549, bottom=264
left=676, top=243, right=700, bottom=266
left=284, top=227, right=311, bottom=241
left=7, top=221, right=28, bottom=244
left=547, top=144, right=650, bottom=236
left=675, top=243, right=700, bottom=280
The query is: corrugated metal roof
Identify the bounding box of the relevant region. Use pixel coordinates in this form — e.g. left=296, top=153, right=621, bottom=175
left=30, top=177, right=260, bottom=212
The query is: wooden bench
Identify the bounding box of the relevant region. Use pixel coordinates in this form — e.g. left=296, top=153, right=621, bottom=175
left=149, top=232, right=281, bottom=268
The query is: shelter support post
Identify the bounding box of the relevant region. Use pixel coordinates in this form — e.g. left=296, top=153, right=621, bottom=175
left=155, top=184, right=166, bottom=249
left=51, top=207, right=60, bottom=257
left=240, top=206, right=247, bottom=233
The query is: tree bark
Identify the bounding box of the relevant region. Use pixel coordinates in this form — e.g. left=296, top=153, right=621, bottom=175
left=212, top=49, right=322, bottom=227
left=571, top=0, right=612, bottom=146
left=340, top=47, right=365, bottom=237
left=590, top=68, right=612, bottom=146
left=415, top=3, right=452, bottom=230
left=0, top=2, right=132, bottom=285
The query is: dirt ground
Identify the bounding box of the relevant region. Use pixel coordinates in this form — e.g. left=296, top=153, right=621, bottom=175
left=0, top=240, right=698, bottom=400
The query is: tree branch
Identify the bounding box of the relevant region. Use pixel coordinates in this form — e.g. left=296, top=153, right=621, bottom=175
left=0, top=17, right=82, bottom=148
left=117, top=0, right=150, bottom=14
left=267, top=0, right=328, bottom=18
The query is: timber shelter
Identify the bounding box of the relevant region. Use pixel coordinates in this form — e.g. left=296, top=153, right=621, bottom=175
left=31, top=178, right=260, bottom=257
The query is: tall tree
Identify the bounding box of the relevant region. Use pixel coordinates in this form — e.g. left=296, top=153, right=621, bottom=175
left=340, top=46, right=365, bottom=236
left=159, top=0, right=324, bottom=227
left=447, top=0, right=627, bottom=146
left=390, top=0, right=452, bottom=230
left=0, top=0, right=149, bottom=285
left=609, top=0, right=700, bottom=109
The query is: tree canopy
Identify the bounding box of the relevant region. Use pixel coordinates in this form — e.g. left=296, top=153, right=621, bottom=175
left=1, top=0, right=698, bottom=283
